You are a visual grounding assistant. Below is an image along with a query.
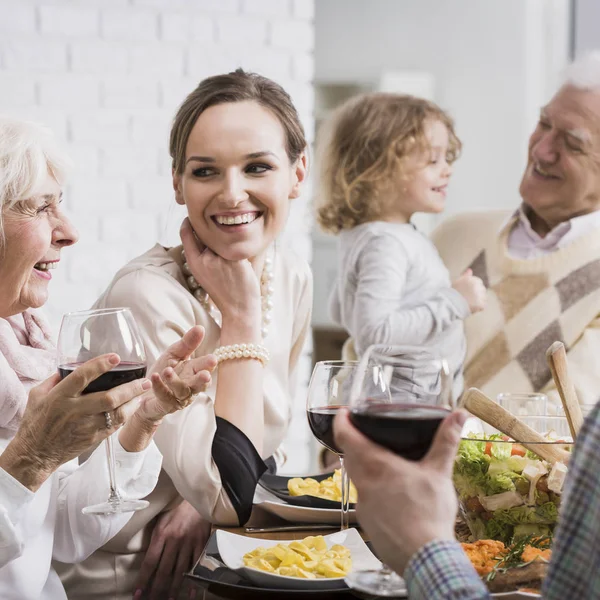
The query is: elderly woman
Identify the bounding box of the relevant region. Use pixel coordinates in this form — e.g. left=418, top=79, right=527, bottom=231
left=57, top=69, right=313, bottom=600
left=0, top=117, right=216, bottom=600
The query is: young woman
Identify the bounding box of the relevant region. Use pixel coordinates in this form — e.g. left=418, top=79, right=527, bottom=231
left=58, top=70, right=313, bottom=600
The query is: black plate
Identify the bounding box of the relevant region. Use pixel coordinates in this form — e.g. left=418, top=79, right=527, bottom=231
left=185, top=531, right=363, bottom=599
left=258, top=472, right=357, bottom=510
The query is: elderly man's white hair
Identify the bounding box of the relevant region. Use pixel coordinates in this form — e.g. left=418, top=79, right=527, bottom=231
left=0, top=116, right=70, bottom=243
left=561, top=51, right=600, bottom=91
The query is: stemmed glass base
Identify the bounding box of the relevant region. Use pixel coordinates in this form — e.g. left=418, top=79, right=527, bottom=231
left=81, top=435, right=149, bottom=516
left=82, top=498, right=149, bottom=516
left=345, top=568, right=407, bottom=597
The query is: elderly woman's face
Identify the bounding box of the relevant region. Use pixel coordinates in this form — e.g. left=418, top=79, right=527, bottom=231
left=173, top=100, right=306, bottom=262
left=0, top=173, right=78, bottom=317
left=520, top=85, right=600, bottom=221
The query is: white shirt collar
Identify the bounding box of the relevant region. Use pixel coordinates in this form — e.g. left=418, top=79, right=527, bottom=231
left=503, top=204, right=600, bottom=254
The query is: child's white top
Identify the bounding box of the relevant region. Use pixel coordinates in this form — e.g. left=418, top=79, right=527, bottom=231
left=329, top=221, right=470, bottom=399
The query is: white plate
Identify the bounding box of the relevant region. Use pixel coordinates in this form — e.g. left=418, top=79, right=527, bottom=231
left=254, top=486, right=358, bottom=524
left=492, top=592, right=541, bottom=600
left=216, top=527, right=382, bottom=591
left=492, top=593, right=541, bottom=599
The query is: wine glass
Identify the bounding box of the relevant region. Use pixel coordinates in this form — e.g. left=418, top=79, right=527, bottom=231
left=306, top=360, right=359, bottom=531
left=57, top=307, right=149, bottom=515
left=344, top=345, right=453, bottom=597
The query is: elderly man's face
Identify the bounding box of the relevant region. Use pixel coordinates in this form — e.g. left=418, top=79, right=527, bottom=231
left=519, top=85, right=600, bottom=225
left=0, top=173, right=78, bottom=317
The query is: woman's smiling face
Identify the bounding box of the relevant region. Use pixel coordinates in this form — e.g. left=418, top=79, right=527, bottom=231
left=173, top=100, right=307, bottom=262
left=0, top=173, right=78, bottom=317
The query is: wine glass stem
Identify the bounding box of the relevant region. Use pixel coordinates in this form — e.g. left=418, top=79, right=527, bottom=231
left=105, top=434, right=121, bottom=504
left=339, top=455, right=350, bottom=531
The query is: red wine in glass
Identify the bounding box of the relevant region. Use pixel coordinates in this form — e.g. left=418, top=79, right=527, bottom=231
left=350, top=402, right=450, bottom=460
left=307, top=361, right=359, bottom=531
left=57, top=307, right=149, bottom=516
left=58, top=362, right=147, bottom=394
left=344, top=347, right=451, bottom=598
left=307, top=405, right=344, bottom=455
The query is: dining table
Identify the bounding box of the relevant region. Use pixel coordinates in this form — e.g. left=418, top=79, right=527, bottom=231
left=181, top=504, right=377, bottom=600
left=179, top=507, right=543, bottom=600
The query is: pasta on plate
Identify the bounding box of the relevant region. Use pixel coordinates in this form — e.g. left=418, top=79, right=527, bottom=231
left=287, top=470, right=358, bottom=503
left=242, top=535, right=352, bottom=579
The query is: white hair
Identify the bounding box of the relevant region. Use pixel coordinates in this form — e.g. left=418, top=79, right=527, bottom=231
left=0, top=116, right=71, bottom=244
left=561, top=51, right=600, bottom=91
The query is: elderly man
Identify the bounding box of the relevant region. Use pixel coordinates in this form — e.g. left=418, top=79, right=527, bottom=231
left=433, top=52, right=600, bottom=407
left=332, top=53, right=600, bottom=600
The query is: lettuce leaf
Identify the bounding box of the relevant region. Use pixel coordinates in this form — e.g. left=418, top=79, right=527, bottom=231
left=491, top=502, right=558, bottom=526
left=484, top=517, right=514, bottom=543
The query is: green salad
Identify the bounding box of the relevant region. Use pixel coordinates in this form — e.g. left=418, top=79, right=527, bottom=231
left=453, top=434, right=569, bottom=544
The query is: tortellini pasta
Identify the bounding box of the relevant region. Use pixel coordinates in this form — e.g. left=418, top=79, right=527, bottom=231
left=287, top=469, right=358, bottom=503
left=243, top=535, right=352, bottom=579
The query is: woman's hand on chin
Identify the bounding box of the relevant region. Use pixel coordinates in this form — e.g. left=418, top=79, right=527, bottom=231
left=180, top=218, right=262, bottom=325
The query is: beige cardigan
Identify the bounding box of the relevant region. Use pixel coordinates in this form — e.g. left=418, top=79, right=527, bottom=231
left=433, top=210, right=600, bottom=408
left=56, top=243, right=312, bottom=600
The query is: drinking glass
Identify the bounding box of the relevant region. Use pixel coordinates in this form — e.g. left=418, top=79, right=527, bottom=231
left=497, top=391, right=584, bottom=438
left=306, top=360, right=359, bottom=531
left=344, top=345, right=453, bottom=597
left=57, top=307, right=149, bottom=515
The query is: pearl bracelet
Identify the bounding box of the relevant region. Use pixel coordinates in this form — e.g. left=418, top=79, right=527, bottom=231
left=214, top=343, right=270, bottom=367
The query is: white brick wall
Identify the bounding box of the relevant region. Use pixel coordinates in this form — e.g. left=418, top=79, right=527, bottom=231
left=0, top=0, right=316, bottom=474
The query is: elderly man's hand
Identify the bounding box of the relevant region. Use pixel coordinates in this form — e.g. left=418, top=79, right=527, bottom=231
left=333, top=409, right=468, bottom=575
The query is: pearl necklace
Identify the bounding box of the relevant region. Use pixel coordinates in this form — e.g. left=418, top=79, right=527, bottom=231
left=181, top=249, right=275, bottom=339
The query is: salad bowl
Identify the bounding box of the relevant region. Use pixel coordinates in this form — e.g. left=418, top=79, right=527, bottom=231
left=454, top=433, right=572, bottom=543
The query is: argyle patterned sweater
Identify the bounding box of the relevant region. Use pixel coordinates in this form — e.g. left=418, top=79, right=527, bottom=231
left=433, top=210, right=600, bottom=408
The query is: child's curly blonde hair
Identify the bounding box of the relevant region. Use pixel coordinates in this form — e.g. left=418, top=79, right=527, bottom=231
left=316, top=93, right=462, bottom=234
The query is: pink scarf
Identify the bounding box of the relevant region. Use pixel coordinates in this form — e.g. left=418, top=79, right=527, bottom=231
left=0, top=310, right=56, bottom=431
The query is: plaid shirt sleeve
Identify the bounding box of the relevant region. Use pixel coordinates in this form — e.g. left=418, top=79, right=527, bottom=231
left=404, top=539, right=490, bottom=599
left=542, top=401, right=600, bottom=599
left=404, top=403, right=600, bottom=600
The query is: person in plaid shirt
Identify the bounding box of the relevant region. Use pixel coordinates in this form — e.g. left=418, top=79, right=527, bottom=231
left=335, top=399, right=600, bottom=598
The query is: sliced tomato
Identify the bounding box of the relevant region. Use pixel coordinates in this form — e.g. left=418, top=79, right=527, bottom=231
left=484, top=442, right=493, bottom=456
left=511, top=444, right=527, bottom=457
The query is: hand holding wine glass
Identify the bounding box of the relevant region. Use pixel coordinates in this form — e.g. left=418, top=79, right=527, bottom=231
left=339, top=345, right=454, bottom=597
left=58, top=310, right=218, bottom=515
left=58, top=308, right=154, bottom=515
left=1, top=353, right=151, bottom=493
left=333, top=409, right=468, bottom=578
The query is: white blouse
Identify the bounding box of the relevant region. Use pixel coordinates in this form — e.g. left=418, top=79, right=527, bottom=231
left=0, top=433, right=162, bottom=600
